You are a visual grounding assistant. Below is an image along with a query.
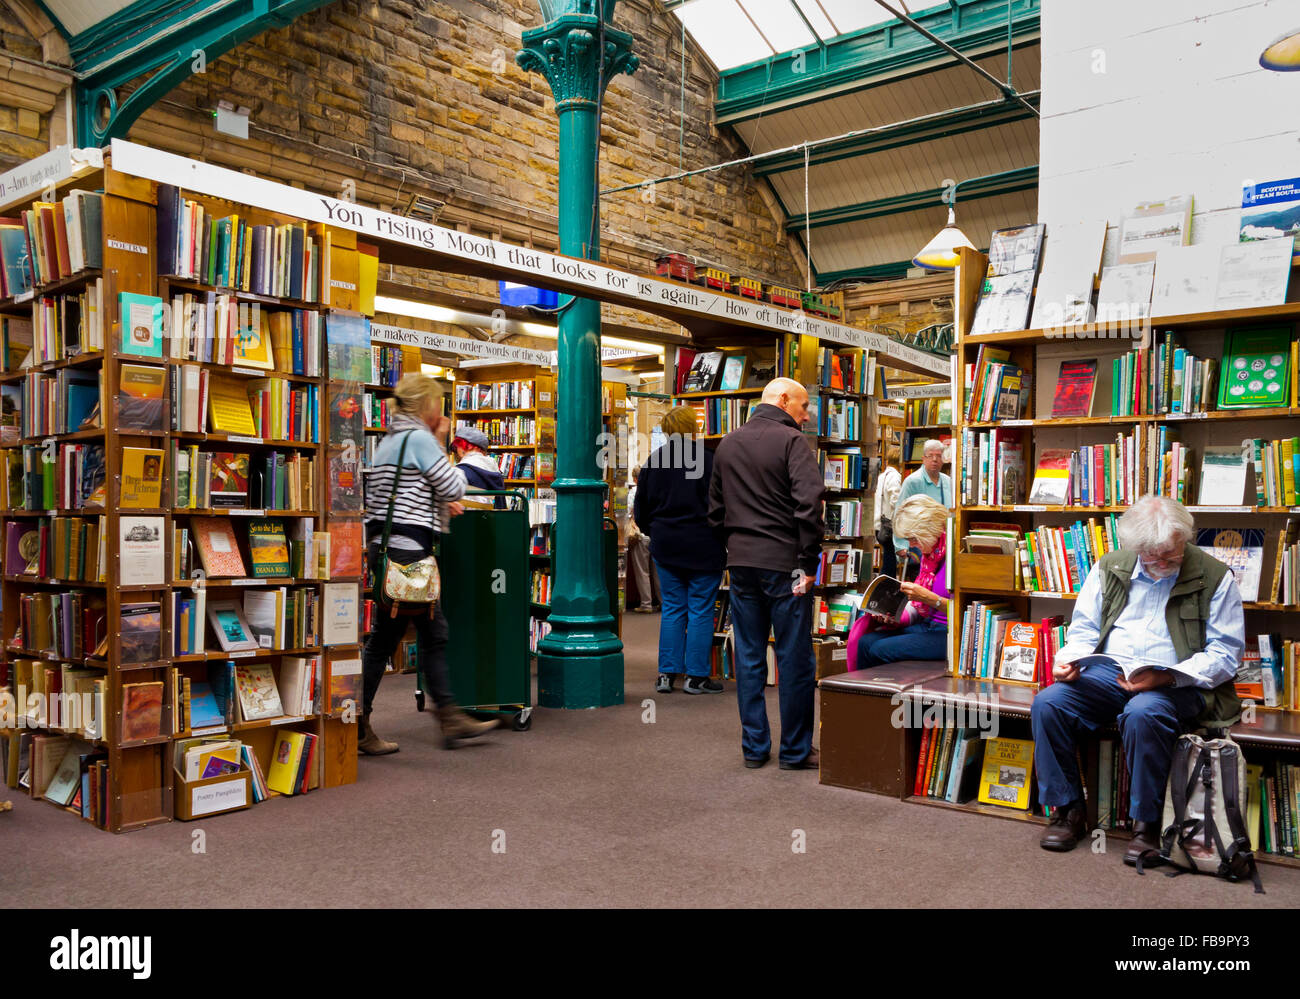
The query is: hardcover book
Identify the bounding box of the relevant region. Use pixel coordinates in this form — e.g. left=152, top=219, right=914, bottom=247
left=1217, top=327, right=1292, bottom=409
left=247, top=518, right=290, bottom=577
left=997, top=623, right=1039, bottom=683
left=1117, top=195, right=1192, bottom=264
left=208, top=452, right=250, bottom=508
left=207, top=376, right=258, bottom=437
left=1198, top=444, right=1251, bottom=506
left=1195, top=527, right=1264, bottom=603
left=192, top=516, right=248, bottom=578
left=119, top=293, right=164, bottom=358
left=977, top=736, right=1035, bottom=809
left=329, top=657, right=362, bottom=716
left=683, top=351, right=724, bottom=393
left=233, top=662, right=284, bottom=721
left=1027, top=449, right=1074, bottom=506
left=322, top=582, right=358, bottom=646
left=206, top=599, right=258, bottom=652
left=267, top=731, right=309, bottom=796
left=118, top=517, right=164, bottom=586
left=121, top=681, right=164, bottom=741
left=120, top=601, right=162, bottom=663
left=1049, top=360, right=1099, bottom=419
left=118, top=364, right=166, bottom=432
left=1240, top=177, right=1300, bottom=262
left=719, top=354, right=746, bottom=392
left=120, top=447, right=164, bottom=508
left=233, top=308, right=275, bottom=370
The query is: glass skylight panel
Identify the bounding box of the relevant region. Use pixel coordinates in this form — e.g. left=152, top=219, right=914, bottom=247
left=674, top=0, right=774, bottom=70
left=742, top=1, right=817, bottom=51
left=814, top=0, right=895, bottom=34
left=792, top=0, right=837, bottom=40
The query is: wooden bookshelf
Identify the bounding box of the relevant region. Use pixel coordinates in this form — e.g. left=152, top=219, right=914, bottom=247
left=942, top=243, right=1300, bottom=863
left=0, top=150, right=363, bottom=830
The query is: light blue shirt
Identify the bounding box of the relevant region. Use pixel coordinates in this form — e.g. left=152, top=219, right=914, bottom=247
left=894, top=468, right=953, bottom=551
left=1058, top=558, right=1244, bottom=689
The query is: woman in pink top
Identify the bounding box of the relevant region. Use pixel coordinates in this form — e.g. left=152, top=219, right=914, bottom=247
left=848, top=495, right=950, bottom=670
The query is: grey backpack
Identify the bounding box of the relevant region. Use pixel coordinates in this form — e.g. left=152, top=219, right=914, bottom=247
left=1137, top=733, right=1262, bottom=893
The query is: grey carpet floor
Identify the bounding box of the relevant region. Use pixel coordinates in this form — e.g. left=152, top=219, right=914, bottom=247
left=4, top=612, right=1297, bottom=908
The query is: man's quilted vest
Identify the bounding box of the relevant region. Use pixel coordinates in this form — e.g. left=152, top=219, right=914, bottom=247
left=1092, top=544, right=1241, bottom=730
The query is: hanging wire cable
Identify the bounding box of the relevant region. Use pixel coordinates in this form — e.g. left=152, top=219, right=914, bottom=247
left=803, top=142, right=812, bottom=292
left=679, top=18, right=686, bottom=173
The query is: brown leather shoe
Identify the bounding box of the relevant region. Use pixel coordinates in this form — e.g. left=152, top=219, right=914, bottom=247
left=1039, top=802, right=1088, bottom=851
left=1124, top=821, right=1162, bottom=866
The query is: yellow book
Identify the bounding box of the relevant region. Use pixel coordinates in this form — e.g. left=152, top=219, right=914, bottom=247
left=1283, top=438, right=1297, bottom=507
left=1245, top=763, right=1263, bottom=851
left=266, top=730, right=307, bottom=795
left=977, top=736, right=1035, bottom=810
left=207, top=376, right=258, bottom=436
left=233, top=308, right=275, bottom=370
left=120, top=447, right=165, bottom=508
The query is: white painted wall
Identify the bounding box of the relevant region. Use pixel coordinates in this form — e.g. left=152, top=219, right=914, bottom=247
left=1039, top=0, right=1300, bottom=258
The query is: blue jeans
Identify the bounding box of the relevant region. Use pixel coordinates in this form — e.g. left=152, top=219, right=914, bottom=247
left=856, top=620, right=947, bottom=668
left=1031, top=658, right=1204, bottom=822
left=728, top=566, right=815, bottom=765
left=655, top=562, right=723, bottom=678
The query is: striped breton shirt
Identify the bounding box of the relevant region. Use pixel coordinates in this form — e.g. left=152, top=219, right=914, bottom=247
left=364, top=412, right=465, bottom=551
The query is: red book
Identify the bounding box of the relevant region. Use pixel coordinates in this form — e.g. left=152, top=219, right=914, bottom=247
left=1050, top=359, right=1098, bottom=418
left=914, top=722, right=933, bottom=796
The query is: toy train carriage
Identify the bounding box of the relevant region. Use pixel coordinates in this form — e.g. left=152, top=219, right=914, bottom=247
left=656, top=253, right=696, bottom=283
left=800, top=291, right=829, bottom=318
left=822, top=291, right=845, bottom=323
left=766, top=285, right=801, bottom=308
left=695, top=267, right=732, bottom=293
left=736, top=276, right=762, bottom=300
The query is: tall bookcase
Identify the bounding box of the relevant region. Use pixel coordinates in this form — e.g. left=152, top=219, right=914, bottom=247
left=947, top=245, right=1300, bottom=858
left=0, top=153, right=359, bottom=831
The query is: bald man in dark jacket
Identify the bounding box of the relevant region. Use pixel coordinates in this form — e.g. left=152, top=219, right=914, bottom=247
left=709, top=378, right=825, bottom=771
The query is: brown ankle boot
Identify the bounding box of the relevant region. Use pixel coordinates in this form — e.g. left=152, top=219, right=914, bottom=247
left=358, top=713, right=399, bottom=755
left=435, top=704, right=497, bottom=748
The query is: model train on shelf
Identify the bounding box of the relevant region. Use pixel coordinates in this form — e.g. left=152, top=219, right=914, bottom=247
left=654, top=253, right=844, bottom=321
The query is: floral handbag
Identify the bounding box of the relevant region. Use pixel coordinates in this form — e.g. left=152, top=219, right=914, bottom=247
left=375, top=430, right=441, bottom=616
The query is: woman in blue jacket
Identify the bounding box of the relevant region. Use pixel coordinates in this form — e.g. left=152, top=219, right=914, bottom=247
left=633, top=406, right=727, bottom=694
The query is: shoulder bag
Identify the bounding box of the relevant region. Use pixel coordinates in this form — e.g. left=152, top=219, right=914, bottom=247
left=375, top=430, right=441, bottom=616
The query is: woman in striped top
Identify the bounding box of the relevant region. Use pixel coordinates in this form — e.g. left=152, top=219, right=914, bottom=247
left=360, top=374, right=495, bottom=754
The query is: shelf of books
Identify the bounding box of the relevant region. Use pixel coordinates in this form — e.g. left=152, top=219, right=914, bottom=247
left=0, top=152, right=363, bottom=831
left=943, top=216, right=1300, bottom=862
left=674, top=334, right=882, bottom=658
left=900, top=394, right=953, bottom=472
left=451, top=362, right=559, bottom=650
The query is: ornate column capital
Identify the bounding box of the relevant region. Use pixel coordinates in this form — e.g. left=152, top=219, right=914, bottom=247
left=517, top=12, right=639, bottom=111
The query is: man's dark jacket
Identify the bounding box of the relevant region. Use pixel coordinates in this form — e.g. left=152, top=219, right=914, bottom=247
left=708, top=403, right=825, bottom=576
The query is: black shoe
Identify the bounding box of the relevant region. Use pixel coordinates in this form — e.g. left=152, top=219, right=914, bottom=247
left=779, top=748, right=820, bottom=771
left=1124, top=821, right=1162, bottom=867
left=683, top=676, right=724, bottom=695
left=655, top=673, right=674, bottom=694
left=744, top=756, right=769, bottom=769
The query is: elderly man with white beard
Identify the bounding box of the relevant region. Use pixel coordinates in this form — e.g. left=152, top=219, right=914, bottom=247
left=1031, top=495, right=1245, bottom=862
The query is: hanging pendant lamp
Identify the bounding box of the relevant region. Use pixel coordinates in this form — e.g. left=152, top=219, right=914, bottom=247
left=1260, top=27, right=1300, bottom=71
left=912, top=205, right=976, bottom=271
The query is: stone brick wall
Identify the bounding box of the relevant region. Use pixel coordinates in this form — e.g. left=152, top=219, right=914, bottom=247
left=0, top=6, right=65, bottom=164
left=0, top=0, right=807, bottom=321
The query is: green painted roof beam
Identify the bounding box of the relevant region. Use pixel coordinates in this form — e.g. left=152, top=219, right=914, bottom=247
left=753, top=94, right=1039, bottom=176
left=783, top=164, right=1037, bottom=231
left=74, top=0, right=334, bottom=146
left=716, top=0, right=1040, bottom=124
left=816, top=259, right=918, bottom=283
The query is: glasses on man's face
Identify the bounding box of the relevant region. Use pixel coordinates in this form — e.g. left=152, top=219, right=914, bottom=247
left=1140, top=549, right=1185, bottom=568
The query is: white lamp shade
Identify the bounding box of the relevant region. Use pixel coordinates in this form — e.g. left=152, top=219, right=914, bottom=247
left=912, top=207, right=976, bottom=271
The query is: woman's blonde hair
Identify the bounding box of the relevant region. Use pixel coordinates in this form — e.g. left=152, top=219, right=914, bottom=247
left=393, top=373, right=444, bottom=420
left=661, top=405, right=698, bottom=438
left=892, top=495, right=948, bottom=548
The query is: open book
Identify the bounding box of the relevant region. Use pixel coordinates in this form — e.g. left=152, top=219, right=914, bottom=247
left=1073, top=653, right=1185, bottom=683
left=862, top=574, right=909, bottom=622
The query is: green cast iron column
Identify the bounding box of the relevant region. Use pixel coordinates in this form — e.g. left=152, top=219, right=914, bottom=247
left=518, top=2, right=638, bottom=708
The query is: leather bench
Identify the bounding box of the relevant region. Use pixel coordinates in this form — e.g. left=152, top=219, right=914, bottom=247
left=818, top=661, right=949, bottom=795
